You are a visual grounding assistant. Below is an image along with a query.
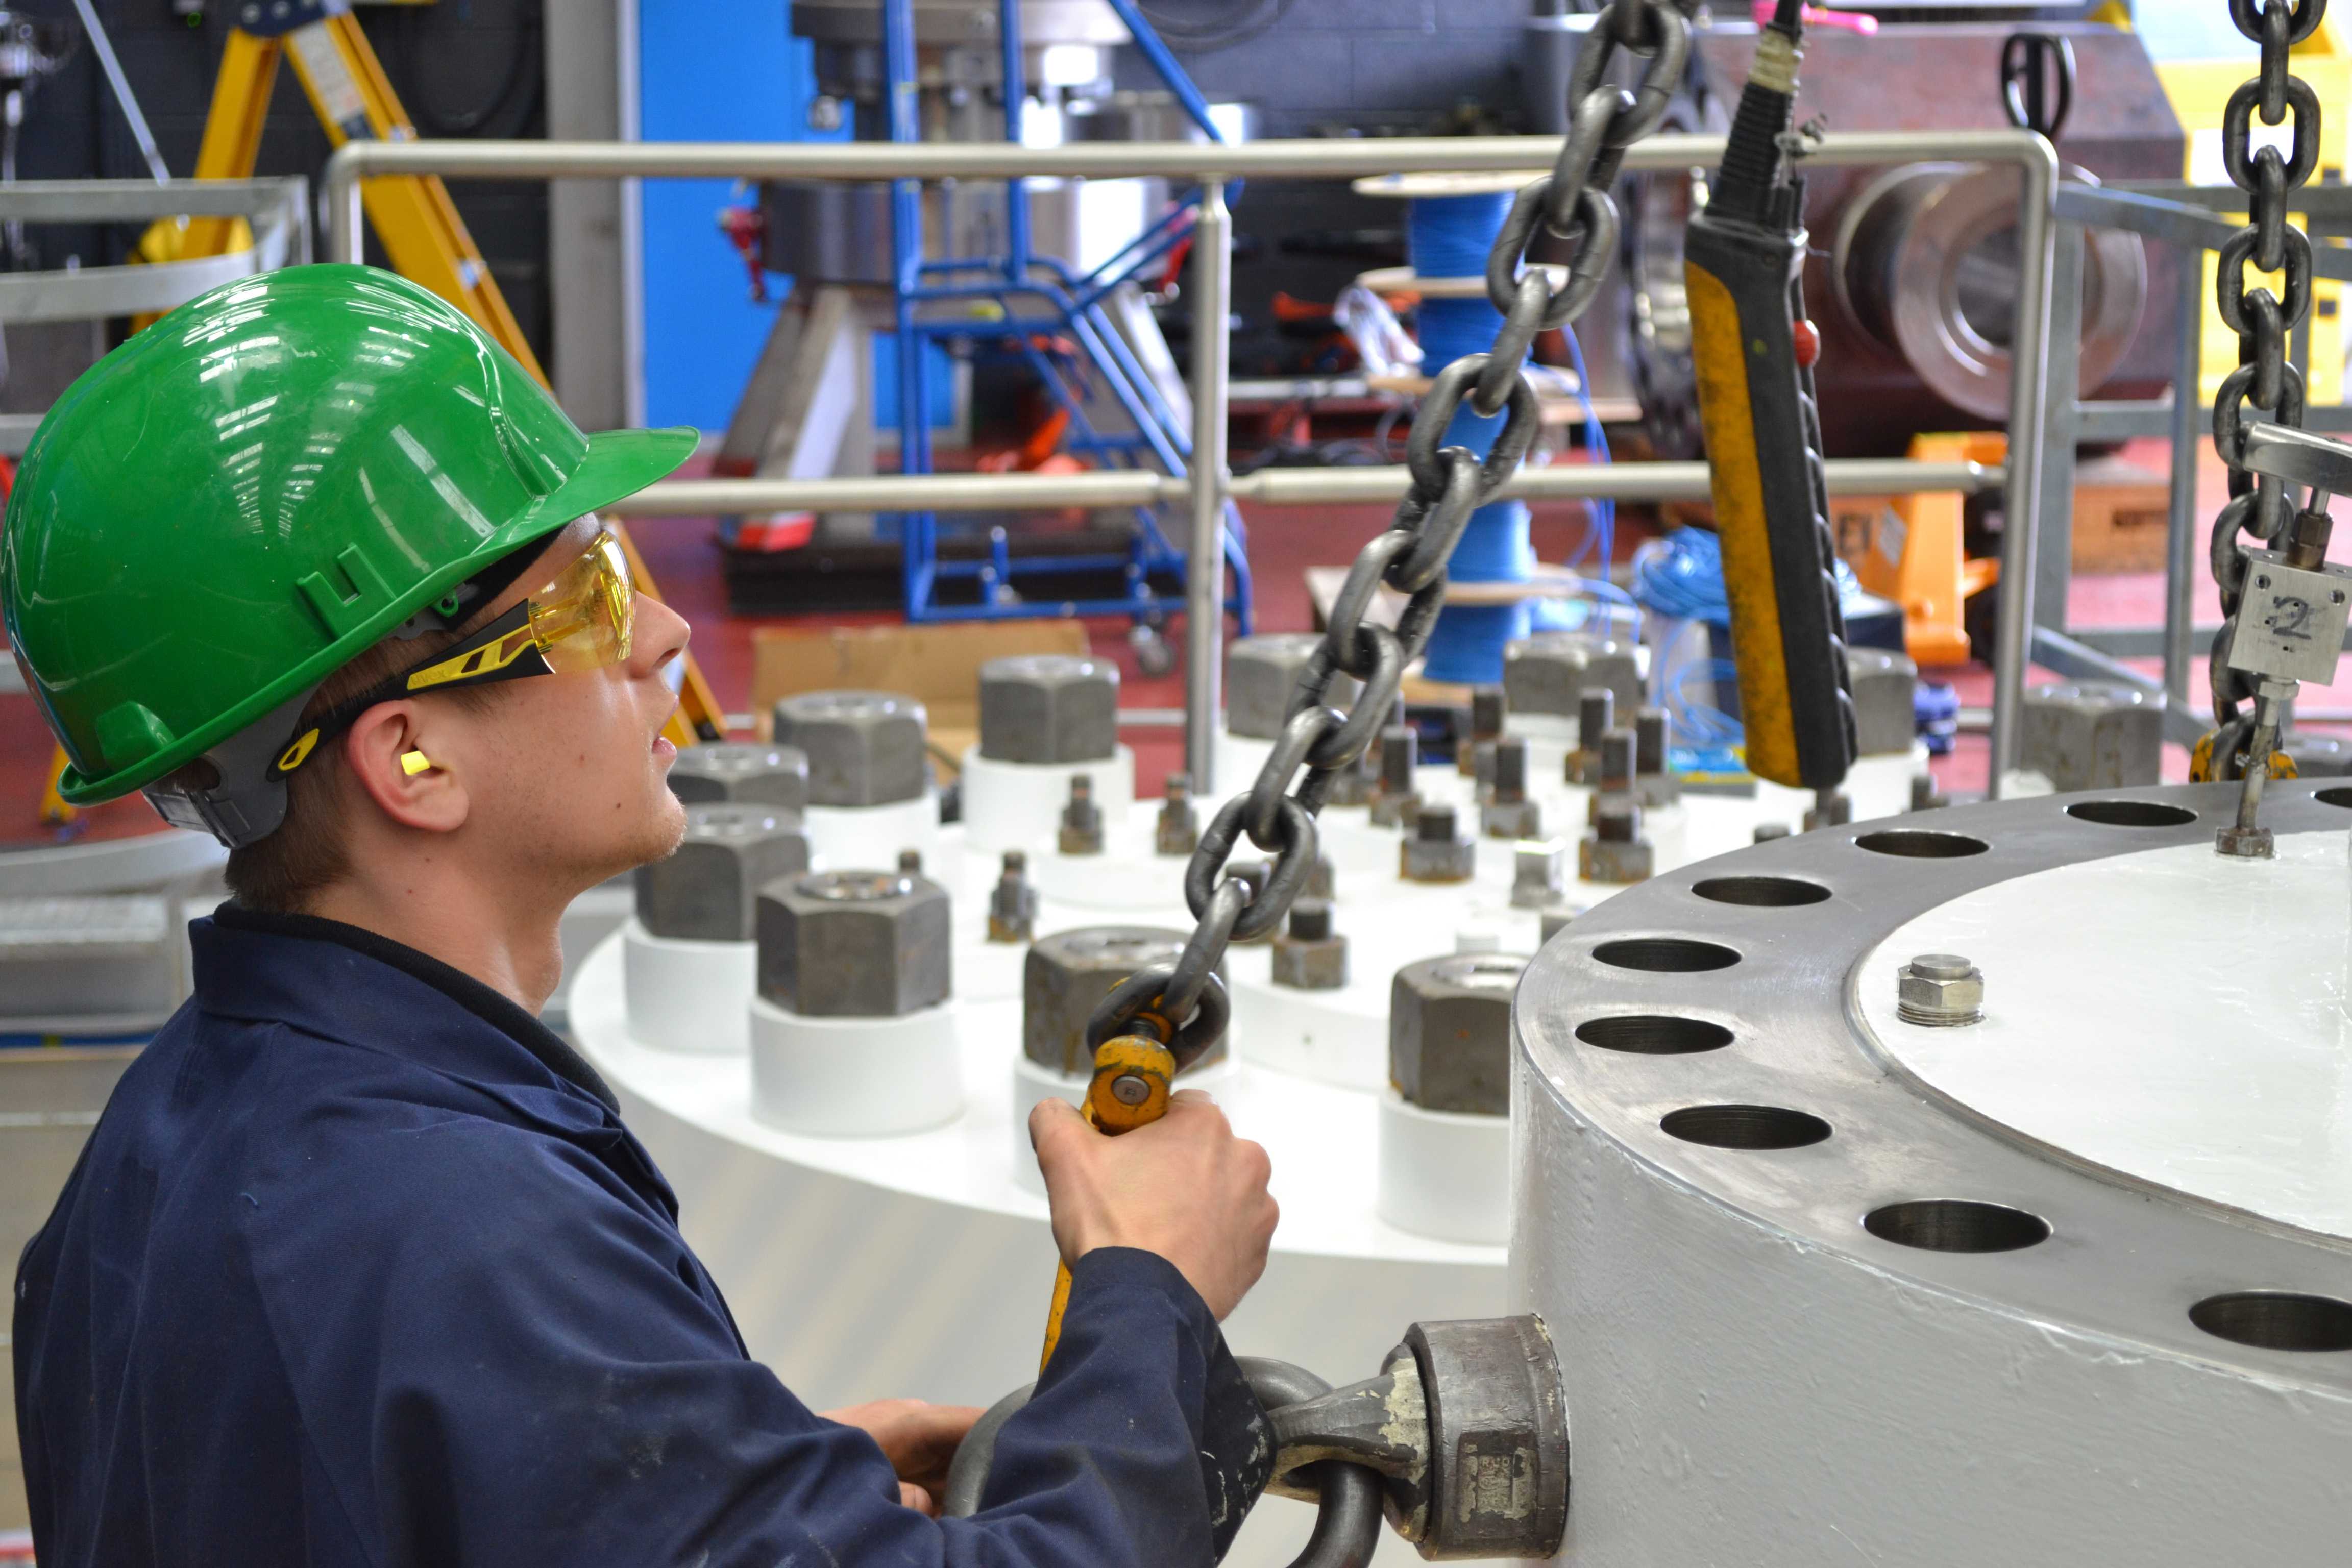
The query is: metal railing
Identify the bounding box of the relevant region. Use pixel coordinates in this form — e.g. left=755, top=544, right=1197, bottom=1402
left=323, top=129, right=2053, bottom=788
left=2018, top=181, right=2352, bottom=757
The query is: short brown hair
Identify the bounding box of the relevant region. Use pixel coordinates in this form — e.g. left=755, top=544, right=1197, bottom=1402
left=220, top=620, right=498, bottom=913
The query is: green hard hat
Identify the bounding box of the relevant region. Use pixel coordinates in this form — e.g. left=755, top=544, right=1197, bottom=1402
left=2, top=263, right=694, bottom=842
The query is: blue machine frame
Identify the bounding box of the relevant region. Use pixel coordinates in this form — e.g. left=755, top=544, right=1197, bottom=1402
left=878, top=0, right=1252, bottom=634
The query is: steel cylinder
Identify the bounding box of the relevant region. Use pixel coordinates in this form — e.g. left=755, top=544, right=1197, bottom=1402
left=1832, top=160, right=2146, bottom=421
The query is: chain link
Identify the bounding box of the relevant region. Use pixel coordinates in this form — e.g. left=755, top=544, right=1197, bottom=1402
left=1085, top=0, right=1690, bottom=1060
left=2206, top=0, right=2328, bottom=773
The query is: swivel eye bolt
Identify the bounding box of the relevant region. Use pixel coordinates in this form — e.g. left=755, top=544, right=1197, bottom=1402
left=2242, top=423, right=2352, bottom=526
left=2219, top=426, right=2352, bottom=857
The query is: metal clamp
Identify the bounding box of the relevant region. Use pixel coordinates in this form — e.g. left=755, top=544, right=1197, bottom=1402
left=941, top=1358, right=1385, bottom=1568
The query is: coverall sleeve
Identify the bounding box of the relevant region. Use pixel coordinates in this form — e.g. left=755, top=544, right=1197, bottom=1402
left=244, top=1115, right=1269, bottom=1568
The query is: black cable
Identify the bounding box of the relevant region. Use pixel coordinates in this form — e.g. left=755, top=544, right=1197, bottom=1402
left=1135, top=0, right=1300, bottom=54
left=391, top=4, right=542, bottom=138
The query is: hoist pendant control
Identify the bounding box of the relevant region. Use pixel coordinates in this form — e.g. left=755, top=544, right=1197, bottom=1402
left=1683, top=6, right=1857, bottom=793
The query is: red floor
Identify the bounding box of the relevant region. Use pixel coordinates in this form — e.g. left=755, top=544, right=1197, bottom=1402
left=0, top=434, right=2282, bottom=845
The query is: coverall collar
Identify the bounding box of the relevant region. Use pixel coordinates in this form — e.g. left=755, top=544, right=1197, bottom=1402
left=200, top=901, right=621, bottom=1113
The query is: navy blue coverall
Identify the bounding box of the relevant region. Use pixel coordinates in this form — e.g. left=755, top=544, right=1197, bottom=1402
left=14, top=906, right=1270, bottom=1566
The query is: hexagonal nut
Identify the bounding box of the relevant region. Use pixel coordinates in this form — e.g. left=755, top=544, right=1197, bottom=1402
left=1390, top=953, right=1526, bottom=1114
left=636, top=804, right=810, bottom=942
left=1501, top=633, right=1644, bottom=721
left=1023, top=926, right=1227, bottom=1075
left=1272, top=905, right=1348, bottom=990
left=978, top=654, right=1119, bottom=764
left=1896, top=959, right=1983, bottom=1025
left=1401, top=832, right=1476, bottom=883
left=1846, top=647, right=1919, bottom=757
left=2216, top=824, right=2276, bottom=860
left=755, top=868, right=951, bottom=1017
left=667, top=743, right=810, bottom=812
left=2020, top=682, right=2164, bottom=791
left=772, top=691, right=929, bottom=806
left=1227, top=633, right=1357, bottom=741
left=1510, top=840, right=1565, bottom=909
left=1479, top=797, right=1542, bottom=841
left=1577, top=830, right=1653, bottom=884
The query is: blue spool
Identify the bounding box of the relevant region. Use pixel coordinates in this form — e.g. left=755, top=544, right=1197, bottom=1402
left=1405, top=191, right=1534, bottom=684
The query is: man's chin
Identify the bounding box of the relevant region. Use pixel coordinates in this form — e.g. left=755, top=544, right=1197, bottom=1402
left=578, top=790, right=689, bottom=891
left=634, top=788, right=690, bottom=865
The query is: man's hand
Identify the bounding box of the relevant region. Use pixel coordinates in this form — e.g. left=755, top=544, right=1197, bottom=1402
left=1030, top=1089, right=1278, bottom=1320
left=822, top=1399, right=984, bottom=1516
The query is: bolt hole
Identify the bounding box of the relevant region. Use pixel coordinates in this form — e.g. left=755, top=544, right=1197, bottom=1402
left=2065, top=799, right=2199, bottom=828
left=1691, top=874, right=1832, bottom=907
left=2317, top=787, right=2352, bottom=810
left=1574, top=1015, right=1732, bottom=1055
left=2189, top=1291, right=2352, bottom=1352
left=1591, top=937, right=1741, bottom=972
left=1854, top=829, right=1989, bottom=859
left=1661, top=1104, right=1831, bottom=1149
left=1863, top=1199, right=2049, bottom=1253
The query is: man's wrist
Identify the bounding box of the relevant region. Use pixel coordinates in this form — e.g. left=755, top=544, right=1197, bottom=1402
left=1067, top=1246, right=1215, bottom=1331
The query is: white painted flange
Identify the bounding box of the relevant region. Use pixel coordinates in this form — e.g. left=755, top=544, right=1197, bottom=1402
left=1862, top=828, right=2352, bottom=1239
left=950, top=935, right=1028, bottom=1003
left=1515, top=784, right=2352, bottom=1565
left=1294, top=814, right=1409, bottom=889
left=959, top=745, right=1137, bottom=854
left=621, top=920, right=755, bottom=1055
left=1027, top=817, right=1191, bottom=910
left=749, top=996, right=963, bottom=1138
left=1377, top=1090, right=1508, bottom=1245
left=1230, top=967, right=1388, bottom=1089
left=1007, top=1050, right=1244, bottom=1196
left=804, top=793, right=942, bottom=879
left=1212, top=729, right=1276, bottom=797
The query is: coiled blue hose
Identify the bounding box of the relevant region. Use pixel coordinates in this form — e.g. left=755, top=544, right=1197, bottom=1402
left=1632, top=528, right=1874, bottom=749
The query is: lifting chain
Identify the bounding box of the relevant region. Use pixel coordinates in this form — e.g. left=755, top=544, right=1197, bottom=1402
left=1084, top=0, right=1695, bottom=1059
left=2203, top=0, right=2328, bottom=785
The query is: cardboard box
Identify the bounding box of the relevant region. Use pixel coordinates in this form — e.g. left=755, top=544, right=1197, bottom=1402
left=750, top=620, right=1090, bottom=776
left=2067, top=456, right=2171, bottom=576
left=1829, top=458, right=2173, bottom=581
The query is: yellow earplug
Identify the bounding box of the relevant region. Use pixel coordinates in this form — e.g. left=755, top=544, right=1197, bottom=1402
left=400, top=750, right=433, bottom=777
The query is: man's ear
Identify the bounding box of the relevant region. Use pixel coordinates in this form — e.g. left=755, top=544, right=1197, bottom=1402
left=342, top=702, right=470, bottom=835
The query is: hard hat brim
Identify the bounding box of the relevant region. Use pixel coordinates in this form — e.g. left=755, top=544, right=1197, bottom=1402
left=57, top=423, right=699, bottom=805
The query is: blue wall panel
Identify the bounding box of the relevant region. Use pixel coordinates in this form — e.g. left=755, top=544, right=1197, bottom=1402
left=636, top=1, right=836, bottom=431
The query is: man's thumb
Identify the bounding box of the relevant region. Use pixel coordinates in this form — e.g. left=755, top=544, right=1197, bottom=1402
left=1028, top=1094, right=1085, bottom=1154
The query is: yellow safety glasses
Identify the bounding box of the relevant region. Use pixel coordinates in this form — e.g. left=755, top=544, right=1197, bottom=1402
left=403, top=528, right=634, bottom=693
left=271, top=529, right=636, bottom=778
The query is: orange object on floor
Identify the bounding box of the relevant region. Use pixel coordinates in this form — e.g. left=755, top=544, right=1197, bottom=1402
left=1836, top=431, right=2004, bottom=667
